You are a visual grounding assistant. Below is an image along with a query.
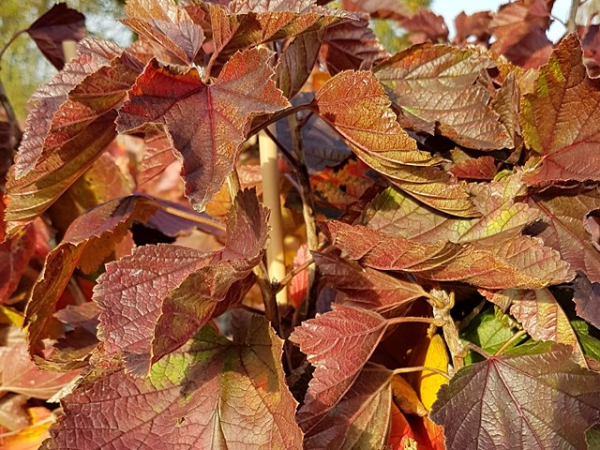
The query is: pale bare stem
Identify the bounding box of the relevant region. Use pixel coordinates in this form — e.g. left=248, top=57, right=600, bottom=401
left=567, top=0, right=580, bottom=33
left=430, top=287, right=466, bottom=371
left=392, top=366, right=451, bottom=381
left=494, top=329, right=528, bottom=356
left=259, top=129, right=287, bottom=305
left=466, top=342, right=492, bottom=359
left=226, top=171, right=281, bottom=333
left=386, top=316, right=446, bottom=327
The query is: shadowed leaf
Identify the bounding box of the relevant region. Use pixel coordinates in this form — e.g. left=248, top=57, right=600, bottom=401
left=320, top=17, right=388, bottom=75
left=529, top=186, right=600, bottom=282
left=289, top=304, right=388, bottom=431
left=24, top=195, right=198, bottom=358
left=573, top=274, right=600, bottom=329
left=313, top=252, right=427, bottom=312
left=431, top=345, right=600, bottom=450
left=96, top=189, right=269, bottom=374
left=26, top=3, right=86, bottom=70
left=303, top=364, right=393, bottom=450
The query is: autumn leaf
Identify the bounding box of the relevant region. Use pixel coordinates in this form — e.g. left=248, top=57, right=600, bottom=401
left=5, top=46, right=142, bottom=237
left=529, top=186, right=600, bottom=283
left=320, top=17, right=389, bottom=75
left=289, top=304, right=388, bottom=431
left=400, top=9, right=449, bottom=45
left=26, top=3, right=86, bottom=70
left=365, top=179, right=540, bottom=245
left=340, top=0, right=411, bottom=20
left=117, top=47, right=289, bottom=211
left=573, top=273, right=600, bottom=329
left=522, top=34, right=600, bottom=185
left=303, top=364, right=393, bottom=450
left=0, top=224, right=36, bottom=304
left=277, top=31, right=322, bottom=98
left=323, top=220, right=455, bottom=272
left=448, top=151, right=497, bottom=181
left=44, top=314, right=303, bottom=450
left=375, top=44, right=512, bottom=150
left=410, top=334, right=449, bottom=411
left=454, top=11, right=493, bottom=45
left=136, top=126, right=178, bottom=185
left=431, top=345, right=600, bottom=450
left=123, top=0, right=204, bottom=65
left=96, top=189, right=269, bottom=374
left=201, top=0, right=349, bottom=67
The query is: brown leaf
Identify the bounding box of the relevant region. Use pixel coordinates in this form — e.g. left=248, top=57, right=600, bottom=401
left=573, top=273, right=600, bottom=329
left=400, top=9, right=449, bottom=45
left=375, top=44, right=512, bottom=150
left=522, top=34, right=600, bottom=185
left=454, top=11, right=493, bottom=45
left=123, top=0, right=204, bottom=65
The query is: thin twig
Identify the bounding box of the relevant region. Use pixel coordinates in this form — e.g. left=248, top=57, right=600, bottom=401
left=148, top=199, right=226, bottom=233
left=0, top=30, right=26, bottom=66
left=274, top=257, right=314, bottom=292
left=466, top=343, right=492, bottom=359
left=392, top=366, right=451, bottom=381
left=494, top=329, right=527, bottom=356
left=387, top=316, right=446, bottom=327
left=567, top=0, right=580, bottom=33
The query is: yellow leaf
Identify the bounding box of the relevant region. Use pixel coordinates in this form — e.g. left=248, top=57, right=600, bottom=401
left=0, top=407, right=54, bottom=450
left=0, top=306, right=24, bottom=327
left=416, top=334, right=449, bottom=410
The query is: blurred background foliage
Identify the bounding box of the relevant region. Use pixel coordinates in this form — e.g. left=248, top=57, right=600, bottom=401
left=0, top=0, right=131, bottom=120
left=0, top=0, right=429, bottom=121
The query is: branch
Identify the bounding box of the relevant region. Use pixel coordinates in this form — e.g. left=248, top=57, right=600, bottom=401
left=392, top=366, right=451, bottom=381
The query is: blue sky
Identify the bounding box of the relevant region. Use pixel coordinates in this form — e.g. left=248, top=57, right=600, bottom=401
left=431, top=0, right=570, bottom=42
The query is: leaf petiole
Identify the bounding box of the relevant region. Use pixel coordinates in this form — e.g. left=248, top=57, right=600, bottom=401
left=392, top=366, right=451, bottom=381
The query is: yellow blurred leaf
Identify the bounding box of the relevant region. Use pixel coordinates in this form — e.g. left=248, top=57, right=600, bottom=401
left=0, top=306, right=24, bottom=327
left=0, top=406, right=54, bottom=450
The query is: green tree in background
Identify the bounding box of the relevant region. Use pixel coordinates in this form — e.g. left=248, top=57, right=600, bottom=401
left=0, top=0, right=129, bottom=120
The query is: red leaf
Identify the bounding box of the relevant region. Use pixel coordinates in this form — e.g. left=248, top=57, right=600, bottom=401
left=454, top=11, right=493, bottom=45
left=340, top=0, right=411, bottom=20
left=123, top=0, right=204, bottom=65
left=0, top=224, right=36, bottom=304
left=431, top=345, right=600, bottom=449
left=400, top=9, right=449, bottom=45
left=375, top=44, right=512, bottom=150
left=449, top=153, right=497, bottom=180
left=529, top=186, right=600, bottom=283
left=289, top=244, right=310, bottom=309
left=45, top=314, right=303, bottom=450
left=289, top=304, right=388, bottom=431
left=26, top=3, right=86, bottom=70
left=118, top=48, right=289, bottom=211
left=24, top=195, right=200, bottom=358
